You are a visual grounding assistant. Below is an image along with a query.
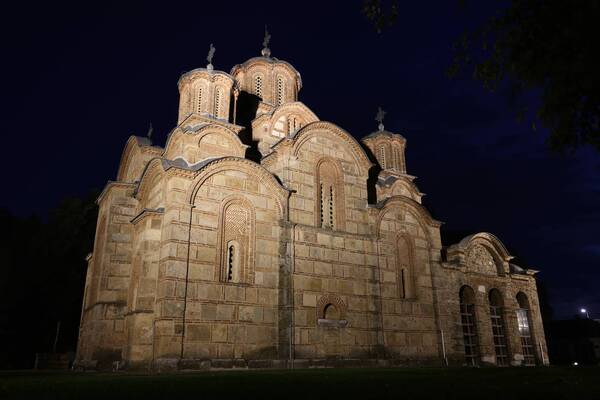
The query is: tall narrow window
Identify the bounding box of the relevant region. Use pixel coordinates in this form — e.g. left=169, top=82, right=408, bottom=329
left=196, top=87, right=203, bottom=113
left=320, top=183, right=324, bottom=227
left=288, top=116, right=302, bottom=134
left=517, top=292, right=536, bottom=366
left=379, top=145, right=386, bottom=169
left=319, top=183, right=334, bottom=229
left=395, top=148, right=401, bottom=171
left=226, top=243, right=237, bottom=282
left=288, top=117, right=294, bottom=134
left=254, top=75, right=263, bottom=98
left=460, top=286, right=479, bottom=366
left=400, top=269, right=407, bottom=299
left=489, top=289, right=509, bottom=366
left=396, top=236, right=413, bottom=299
left=214, top=87, right=223, bottom=117
left=220, top=201, right=253, bottom=284
left=316, top=159, right=345, bottom=231
left=277, top=76, right=285, bottom=105
left=328, top=185, right=334, bottom=228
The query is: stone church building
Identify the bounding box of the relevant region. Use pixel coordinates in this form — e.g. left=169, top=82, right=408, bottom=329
left=76, top=43, right=548, bottom=370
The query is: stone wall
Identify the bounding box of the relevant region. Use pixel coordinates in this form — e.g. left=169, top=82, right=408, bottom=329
left=75, top=54, right=547, bottom=370
left=78, top=182, right=137, bottom=369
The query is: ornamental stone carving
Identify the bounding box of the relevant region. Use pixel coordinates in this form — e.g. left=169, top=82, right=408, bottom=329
left=466, top=244, right=497, bottom=275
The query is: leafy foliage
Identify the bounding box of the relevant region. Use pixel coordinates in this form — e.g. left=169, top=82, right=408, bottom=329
left=364, top=1, right=600, bottom=152
left=361, top=0, right=398, bottom=33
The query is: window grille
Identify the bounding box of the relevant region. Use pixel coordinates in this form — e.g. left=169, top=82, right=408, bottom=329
left=329, top=185, right=334, bottom=228
left=214, top=88, right=222, bottom=117
left=254, top=75, right=263, bottom=98
left=490, top=305, right=509, bottom=366
left=196, top=87, right=203, bottom=113
left=277, top=76, right=285, bottom=105
left=379, top=145, right=386, bottom=169
left=227, top=244, right=235, bottom=282
left=460, top=302, right=479, bottom=366
left=320, top=183, right=324, bottom=227
left=517, top=308, right=536, bottom=366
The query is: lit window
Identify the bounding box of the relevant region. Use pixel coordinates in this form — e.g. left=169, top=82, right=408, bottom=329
left=517, top=292, right=536, bottom=366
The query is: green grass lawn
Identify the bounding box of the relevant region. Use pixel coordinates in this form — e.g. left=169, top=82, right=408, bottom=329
left=1, top=367, right=599, bottom=400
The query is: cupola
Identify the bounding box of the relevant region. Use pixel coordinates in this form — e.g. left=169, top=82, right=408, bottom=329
left=177, top=44, right=238, bottom=124
left=230, top=29, right=302, bottom=113
left=362, top=107, right=407, bottom=174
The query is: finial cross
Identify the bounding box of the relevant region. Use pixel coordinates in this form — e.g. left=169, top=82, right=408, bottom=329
left=375, top=106, right=386, bottom=131
left=263, top=25, right=271, bottom=49
left=207, top=43, right=215, bottom=69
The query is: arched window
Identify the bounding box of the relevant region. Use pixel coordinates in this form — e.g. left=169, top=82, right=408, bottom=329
left=516, top=292, right=536, bottom=366
left=287, top=115, right=302, bottom=134
left=214, top=87, right=223, bottom=118
left=398, top=148, right=405, bottom=172
left=196, top=86, right=203, bottom=113
left=316, top=159, right=344, bottom=230
left=276, top=76, right=285, bottom=105
left=459, top=285, right=479, bottom=366
left=396, top=235, right=414, bottom=299
left=254, top=75, right=263, bottom=98
left=394, top=147, right=402, bottom=171
left=489, top=289, right=509, bottom=366
left=219, top=200, right=254, bottom=284
left=379, top=145, right=387, bottom=169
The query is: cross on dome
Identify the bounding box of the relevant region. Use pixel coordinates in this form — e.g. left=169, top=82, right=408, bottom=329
left=262, top=25, right=271, bottom=57
left=206, top=43, right=216, bottom=70
left=375, top=106, right=386, bottom=131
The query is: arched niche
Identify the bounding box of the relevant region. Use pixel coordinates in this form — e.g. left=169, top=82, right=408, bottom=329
left=316, top=294, right=348, bottom=328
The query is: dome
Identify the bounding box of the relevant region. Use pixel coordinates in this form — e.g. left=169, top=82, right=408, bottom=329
left=177, top=68, right=237, bottom=124
left=231, top=55, right=302, bottom=106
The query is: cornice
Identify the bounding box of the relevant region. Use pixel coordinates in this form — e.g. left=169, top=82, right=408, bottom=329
left=96, top=181, right=136, bottom=205
left=131, top=207, right=165, bottom=225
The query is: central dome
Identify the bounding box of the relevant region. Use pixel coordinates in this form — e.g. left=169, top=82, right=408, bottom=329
left=231, top=54, right=302, bottom=107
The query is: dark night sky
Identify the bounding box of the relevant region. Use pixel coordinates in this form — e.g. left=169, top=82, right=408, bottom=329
left=1, top=1, right=598, bottom=319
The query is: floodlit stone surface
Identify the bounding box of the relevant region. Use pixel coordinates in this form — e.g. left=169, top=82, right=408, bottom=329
left=75, top=51, right=548, bottom=371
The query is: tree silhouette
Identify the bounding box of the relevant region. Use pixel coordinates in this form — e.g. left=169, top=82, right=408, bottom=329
left=0, top=191, right=98, bottom=369
left=363, top=0, right=600, bottom=152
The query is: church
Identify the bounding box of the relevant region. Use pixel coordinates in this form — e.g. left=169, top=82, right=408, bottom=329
left=75, top=38, right=549, bottom=370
